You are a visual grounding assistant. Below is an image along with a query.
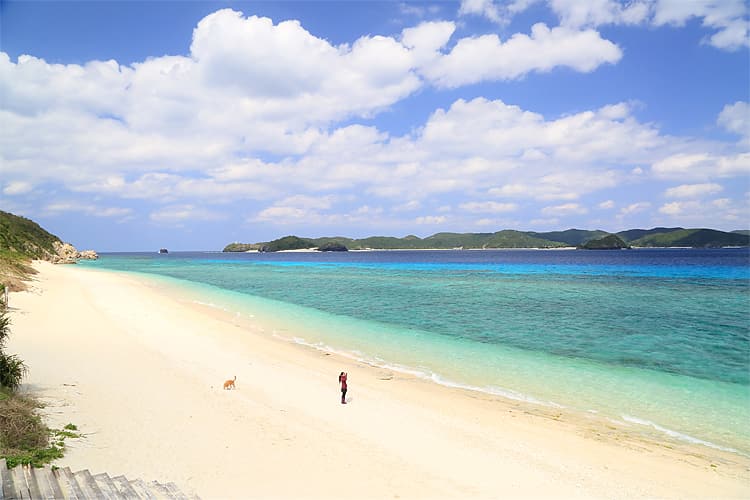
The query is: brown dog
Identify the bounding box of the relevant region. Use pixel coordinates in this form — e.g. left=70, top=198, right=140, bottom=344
left=223, top=375, right=236, bottom=390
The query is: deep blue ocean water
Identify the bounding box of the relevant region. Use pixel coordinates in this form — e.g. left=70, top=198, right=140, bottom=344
left=81, top=248, right=750, bottom=455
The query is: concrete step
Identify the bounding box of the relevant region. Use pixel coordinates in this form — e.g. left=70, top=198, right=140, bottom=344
left=130, top=478, right=158, bottom=499
left=53, top=467, right=85, bottom=500
left=22, top=466, right=43, bottom=499
left=29, top=465, right=63, bottom=499
left=0, top=461, right=196, bottom=499
left=8, top=464, right=29, bottom=499
left=111, top=475, right=140, bottom=499
left=147, top=480, right=172, bottom=499
left=0, top=459, right=12, bottom=500
left=164, top=482, right=191, bottom=500
left=73, top=469, right=101, bottom=499
left=93, top=472, right=120, bottom=500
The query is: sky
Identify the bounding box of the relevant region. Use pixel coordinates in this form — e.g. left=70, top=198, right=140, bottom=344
left=1, top=0, right=748, bottom=251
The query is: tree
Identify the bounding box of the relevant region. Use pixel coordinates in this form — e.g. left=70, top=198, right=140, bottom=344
left=0, top=309, right=27, bottom=391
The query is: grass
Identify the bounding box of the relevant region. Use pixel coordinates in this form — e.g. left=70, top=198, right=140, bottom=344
left=0, top=249, right=37, bottom=293
left=0, top=211, right=82, bottom=468
left=0, top=210, right=60, bottom=260
left=0, top=388, right=81, bottom=468
left=0, top=215, right=81, bottom=468
left=1, top=304, right=28, bottom=392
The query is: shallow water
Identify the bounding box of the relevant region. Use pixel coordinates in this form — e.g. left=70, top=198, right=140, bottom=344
left=82, top=248, right=750, bottom=455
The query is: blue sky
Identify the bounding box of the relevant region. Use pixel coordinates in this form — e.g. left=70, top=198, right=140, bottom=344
left=1, top=0, right=748, bottom=251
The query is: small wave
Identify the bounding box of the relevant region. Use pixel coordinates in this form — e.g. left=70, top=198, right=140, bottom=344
left=192, top=299, right=256, bottom=319
left=427, top=373, right=563, bottom=408
left=277, top=334, right=562, bottom=408
left=192, top=300, right=230, bottom=312
left=621, top=415, right=740, bottom=454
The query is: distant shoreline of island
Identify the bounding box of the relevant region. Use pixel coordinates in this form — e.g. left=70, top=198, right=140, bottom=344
left=224, top=227, right=750, bottom=253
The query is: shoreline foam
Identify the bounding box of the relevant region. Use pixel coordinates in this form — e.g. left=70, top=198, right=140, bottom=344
left=278, top=328, right=748, bottom=458
left=71, top=260, right=750, bottom=457
left=7, top=262, right=749, bottom=498
left=69, top=261, right=750, bottom=458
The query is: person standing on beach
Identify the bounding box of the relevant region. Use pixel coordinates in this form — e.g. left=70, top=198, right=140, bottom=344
left=339, top=371, right=347, bottom=404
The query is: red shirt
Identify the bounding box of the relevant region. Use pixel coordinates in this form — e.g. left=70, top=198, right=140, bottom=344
left=339, top=373, right=347, bottom=390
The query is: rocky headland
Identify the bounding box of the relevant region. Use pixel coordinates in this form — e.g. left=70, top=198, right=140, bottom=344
left=51, top=241, right=99, bottom=264
left=1, top=210, right=98, bottom=292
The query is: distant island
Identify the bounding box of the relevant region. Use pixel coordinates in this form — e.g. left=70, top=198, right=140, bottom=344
left=224, top=227, right=750, bottom=252
left=579, top=234, right=631, bottom=250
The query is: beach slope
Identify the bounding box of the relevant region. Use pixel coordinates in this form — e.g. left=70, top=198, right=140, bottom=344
left=7, top=262, right=748, bottom=498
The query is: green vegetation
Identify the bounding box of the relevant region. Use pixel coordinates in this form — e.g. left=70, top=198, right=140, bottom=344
left=1, top=211, right=60, bottom=292
left=0, top=210, right=61, bottom=260
left=0, top=308, right=26, bottom=391
left=0, top=306, right=77, bottom=468
left=259, top=235, right=317, bottom=252
left=223, top=242, right=262, bottom=252
left=615, top=227, right=683, bottom=242
left=630, top=229, right=750, bottom=248
left=240, top=230, right=570, bottom=252
left=0, top=210, right=81, bottom=467
left=0, top=249, right=39, bottom=293
left=484, top=230, right=567, bottom=249
left=0, top=388, right=81, bottom=468
left=579, top=234, right=630, bottom=250
left=317, top=242, right=348, bottom=252
left=528, top=229, right=609, bottom=246
left=350, top=236, right=419, bottom=249
left=226, top=227, right=748, bottom=252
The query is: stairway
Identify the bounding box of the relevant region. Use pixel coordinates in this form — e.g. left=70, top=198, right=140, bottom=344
left=0, top=459, right=197, bottom=499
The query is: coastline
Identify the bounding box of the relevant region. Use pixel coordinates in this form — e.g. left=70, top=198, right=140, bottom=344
left=254, top=247, right=581, bottom=253
left=242, top=246, right=743, bottom=253
left=7, top=261, right=749, bottom=498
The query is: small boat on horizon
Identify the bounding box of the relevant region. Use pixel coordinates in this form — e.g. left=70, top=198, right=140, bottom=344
left=159, top=248, right=169, bottom=254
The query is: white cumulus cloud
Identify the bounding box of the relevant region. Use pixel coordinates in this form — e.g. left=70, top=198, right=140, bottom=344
left=664, top=183, right=723, bottom=198
left=2, top=181, right=33, bottom=196
left=619, top=201, right=651, bottom=215
left=421, top=23, right=622, bottom=87
left=416, top=215, right=447, bottom=224
left=653, top=0, right=749, bottom=50
left=541, top=203, right=588, bottom=215
left=459, top=201, right=518, bottom=213
left=652, top=152, right=750, bottom=180
left=549, top=0, right=651, bottom=27
left=460, top=0, right=749, bottom=51
left=149, top=205, right=225, bottom=224
left=717, top=101, right=749, bottom=138
left=42, top=202, right=133, bottom=218
left=657, top=198, right=745, bottom=225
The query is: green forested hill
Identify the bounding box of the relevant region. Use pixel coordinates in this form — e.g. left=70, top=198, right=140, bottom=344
left=259, top=235, right=317, bottom=252
left=0, top=211, right=61, bottom=259
left=616, top=227, right=683, bottom=242
left=0, top=211, right=64, bottom=291
left=579, top=234, right=630, bottom=250
left=484, top=230, right=567, bottom=248
left=631, top=229, right=750, bottom=248
left=225, top=226, right=749, bottom=252
left=527, top=229, right=608, bottom=246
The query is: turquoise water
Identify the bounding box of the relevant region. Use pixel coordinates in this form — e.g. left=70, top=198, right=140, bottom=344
left=82, top=249, right=750, bottom=455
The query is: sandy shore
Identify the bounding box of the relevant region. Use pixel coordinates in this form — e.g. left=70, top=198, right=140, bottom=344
left=6, top=262, right=749, bottom=499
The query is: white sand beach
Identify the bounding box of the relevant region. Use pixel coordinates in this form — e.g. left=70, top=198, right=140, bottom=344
left=6, top=262, right=749, bottom=499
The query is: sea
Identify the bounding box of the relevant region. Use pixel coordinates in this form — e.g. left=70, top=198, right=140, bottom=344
left=80, top=248, right=750, bottom=456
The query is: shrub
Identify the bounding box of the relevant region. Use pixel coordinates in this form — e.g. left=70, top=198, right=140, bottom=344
left=0, top=389, right=81, bottom=468
left=0, top=310, right=27, bottom=391
left=0, top=391, right=48, bottom=452
left=0, top=353, right=27, bottom=392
